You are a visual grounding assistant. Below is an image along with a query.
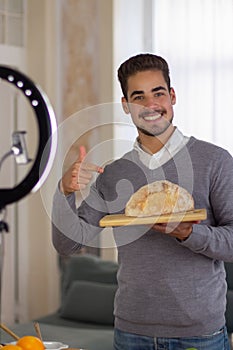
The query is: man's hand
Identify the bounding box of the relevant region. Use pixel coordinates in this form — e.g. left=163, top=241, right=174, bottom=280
left=152, top=221, right=200, bottom=241
left=60, top=145, right=104, bottom=196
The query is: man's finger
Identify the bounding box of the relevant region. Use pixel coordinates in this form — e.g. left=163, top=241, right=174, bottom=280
left=81, top=162, right=104, bottom=173
left=76, top=146, right=104, bottom=173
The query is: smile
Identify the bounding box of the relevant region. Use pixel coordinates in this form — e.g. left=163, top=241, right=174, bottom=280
left=143, top=113, right=162, bottom=121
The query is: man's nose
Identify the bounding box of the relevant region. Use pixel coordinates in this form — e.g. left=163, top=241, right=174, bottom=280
left=144, top=96, right=158, bottom=108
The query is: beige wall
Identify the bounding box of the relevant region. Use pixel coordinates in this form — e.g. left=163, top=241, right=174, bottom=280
left=23, top=0, right=60, bottom=321
left=61, top=0, right=113, bottom=116
left=24, top=0, right=114, bottom=321
left=59, top=0, right=115, bottom=261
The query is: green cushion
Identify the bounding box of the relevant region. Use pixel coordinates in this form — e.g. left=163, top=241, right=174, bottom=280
left=226, top=290, right=233, bottom=333
left=225, top=262, right=233, bottom=290
left=62, top=254, right=118, bottom=298
left=60, top=280, right=117, bottom=325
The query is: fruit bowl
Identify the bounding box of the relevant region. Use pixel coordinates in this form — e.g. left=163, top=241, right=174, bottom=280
left=42, top=342, right=68, bottom=350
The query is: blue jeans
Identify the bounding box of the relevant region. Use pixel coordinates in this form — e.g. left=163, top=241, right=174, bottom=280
left=113, top=326, right=230, bottom=350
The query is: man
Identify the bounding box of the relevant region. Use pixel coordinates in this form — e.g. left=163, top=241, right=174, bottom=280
left=52, top=54, right=233, bottom=349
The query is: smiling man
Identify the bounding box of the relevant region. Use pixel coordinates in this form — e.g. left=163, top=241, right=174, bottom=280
left=52, top=54, right=233, bottom=350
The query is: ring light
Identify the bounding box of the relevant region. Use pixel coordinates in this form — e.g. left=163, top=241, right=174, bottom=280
left=0, top=66, right=57, bottom=209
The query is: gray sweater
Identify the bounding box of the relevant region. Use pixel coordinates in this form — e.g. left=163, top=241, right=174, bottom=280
left=52, top=136, right=233, bottom=337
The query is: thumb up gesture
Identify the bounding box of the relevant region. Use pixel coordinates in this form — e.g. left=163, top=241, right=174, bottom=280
left=60, top=145, right=104, bottom=196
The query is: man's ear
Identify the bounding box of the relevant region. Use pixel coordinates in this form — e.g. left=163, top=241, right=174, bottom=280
left=121, top=97, right=130, bottom=114
left=170, top=88, right=176, bottom=105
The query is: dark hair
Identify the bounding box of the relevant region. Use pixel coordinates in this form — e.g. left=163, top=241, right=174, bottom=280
left=117, top=53, right=171, bottom=99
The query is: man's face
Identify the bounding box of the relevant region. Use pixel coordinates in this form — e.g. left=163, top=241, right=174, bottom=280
left=122, top=70, right=176, bottom=137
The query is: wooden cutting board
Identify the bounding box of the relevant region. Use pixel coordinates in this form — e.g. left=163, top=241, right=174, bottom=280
left=99, top=208, right=207, bottom=227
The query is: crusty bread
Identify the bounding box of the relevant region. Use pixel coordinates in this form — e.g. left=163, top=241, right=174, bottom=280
left=125, top=180, right=194, bottom=217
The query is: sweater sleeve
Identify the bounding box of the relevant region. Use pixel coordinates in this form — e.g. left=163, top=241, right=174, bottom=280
left=52, top=181, right=107, bottom=256
left=180, top=149, right=233, bottom=262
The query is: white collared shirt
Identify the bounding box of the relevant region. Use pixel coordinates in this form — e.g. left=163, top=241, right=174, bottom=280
left=133, top=128, right=190, bottom=170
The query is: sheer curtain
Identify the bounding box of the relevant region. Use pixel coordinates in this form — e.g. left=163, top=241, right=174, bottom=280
left=153, top=0, right=233, bottom=153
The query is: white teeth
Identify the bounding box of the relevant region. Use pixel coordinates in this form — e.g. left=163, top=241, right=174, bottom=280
left=144, top=114, right=161, bottom=121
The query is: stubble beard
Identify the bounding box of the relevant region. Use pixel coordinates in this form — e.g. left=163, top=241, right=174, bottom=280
left=137, top=116, right=173, bottom=137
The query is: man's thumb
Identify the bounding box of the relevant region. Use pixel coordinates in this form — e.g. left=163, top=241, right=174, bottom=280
left=78, top=145, right=86, bottom=162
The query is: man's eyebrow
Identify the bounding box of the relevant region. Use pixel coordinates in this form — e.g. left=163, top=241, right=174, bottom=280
left=151, top=86, right=167, bottom=93
left=129, top=86, right=167, bottom=98
left=130, top=90, right=144, bottom=98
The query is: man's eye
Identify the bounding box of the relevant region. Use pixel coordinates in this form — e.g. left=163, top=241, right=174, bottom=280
left=133, top=95, right=144, bottom=101
left=155, top=92, right=164, bottom=97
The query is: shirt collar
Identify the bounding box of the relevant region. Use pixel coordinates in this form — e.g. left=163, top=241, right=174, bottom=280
left=133, top=127, right=190, bottom=169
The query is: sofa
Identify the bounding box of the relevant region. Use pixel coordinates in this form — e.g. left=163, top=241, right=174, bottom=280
left=36, top=253, right=118, bottom=349
left=225, top=262, right=233, bottom=348
left=38, top=254, right=118, bottom=327
left=0, top=254, right=118, bottom=350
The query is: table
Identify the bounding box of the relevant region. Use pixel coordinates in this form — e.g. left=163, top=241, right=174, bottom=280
left=0, top=323, right=114, bottom=350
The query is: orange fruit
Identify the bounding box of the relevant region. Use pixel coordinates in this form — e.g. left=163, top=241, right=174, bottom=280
left=2, top=346, right=23, bottom=350
left=16, top=336, right=44, bottom=350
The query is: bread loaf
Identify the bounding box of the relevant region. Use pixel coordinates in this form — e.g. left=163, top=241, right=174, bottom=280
left=125, top=180, right=194, bottom=217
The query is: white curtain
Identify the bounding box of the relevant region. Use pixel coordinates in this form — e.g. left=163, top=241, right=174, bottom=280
left=153, top=0, right=233, bottom=153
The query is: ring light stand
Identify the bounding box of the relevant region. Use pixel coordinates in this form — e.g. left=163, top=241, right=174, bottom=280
left=0, top=65, right=57, bottom=326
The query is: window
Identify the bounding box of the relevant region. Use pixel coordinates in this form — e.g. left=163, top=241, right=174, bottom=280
left=0, top=0, right=25, bottom=47
left=152, top=0, right=233, bottom=152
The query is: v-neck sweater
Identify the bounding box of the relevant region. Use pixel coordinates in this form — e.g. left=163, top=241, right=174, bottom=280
left=52, top=136, right=233, bottom=337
